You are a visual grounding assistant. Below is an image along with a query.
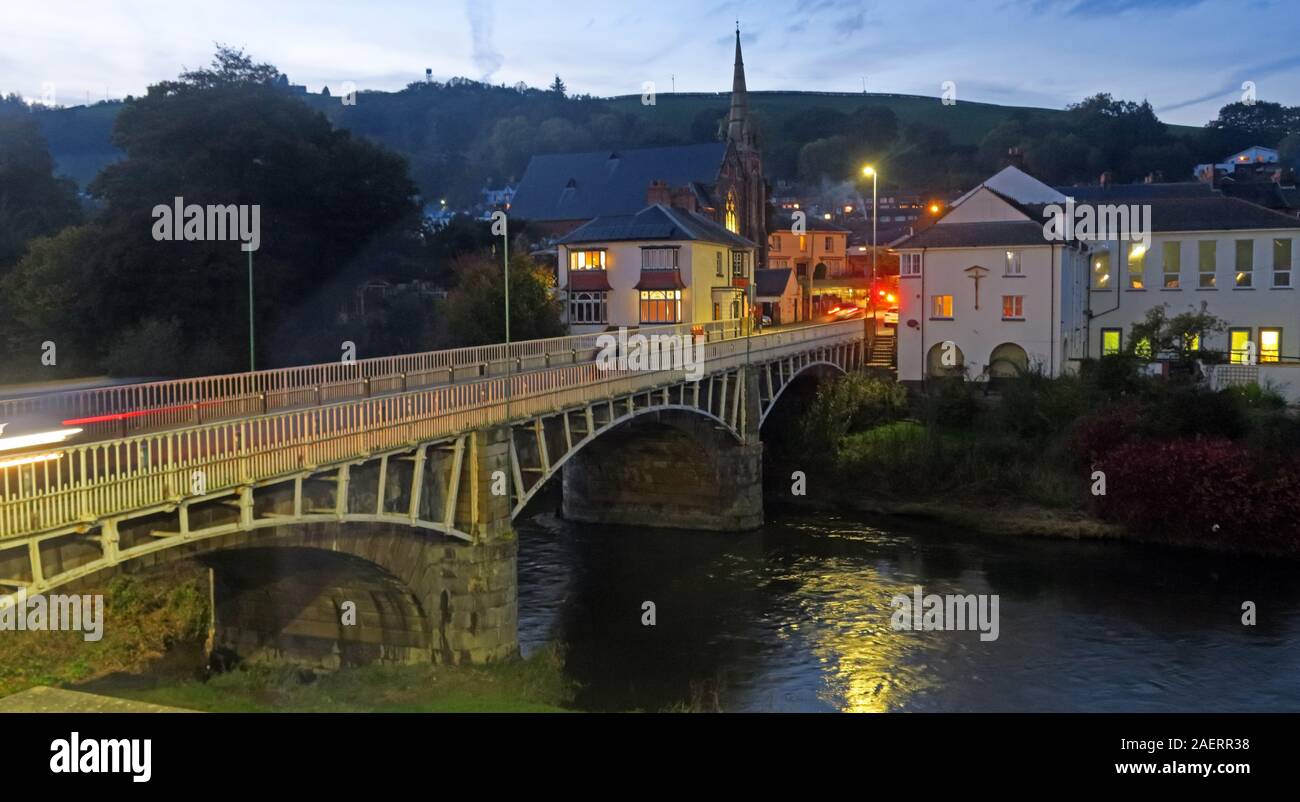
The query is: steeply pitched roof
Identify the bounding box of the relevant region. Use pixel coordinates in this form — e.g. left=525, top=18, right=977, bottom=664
left=755, top=268, right=793, bottom=298
left=510, top=143, right=728, bottom=222
left=557, top=204, right=755, bottom=249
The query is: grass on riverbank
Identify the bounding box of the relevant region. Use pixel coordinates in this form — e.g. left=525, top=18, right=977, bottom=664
left=103, top=644, right=575, bottom=712
left=0, top=566, right=210, bottom=699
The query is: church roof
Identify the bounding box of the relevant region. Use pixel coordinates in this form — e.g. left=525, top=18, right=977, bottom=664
left=510, top=143, right=729, bottom=222
left=557, top=204, right=755, bottom=249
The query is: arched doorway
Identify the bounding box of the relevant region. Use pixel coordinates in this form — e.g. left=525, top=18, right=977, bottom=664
left=926, top=342, right=965, bottom=378
left=988, top=342, right=1029, bottom=379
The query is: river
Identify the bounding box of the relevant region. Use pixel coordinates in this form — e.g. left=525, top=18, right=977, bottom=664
left=515, top=508, right=1300, bottom=712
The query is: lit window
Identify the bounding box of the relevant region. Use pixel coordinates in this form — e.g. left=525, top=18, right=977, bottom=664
left=639, top=290, right=681, bottom=324
left=901, top=253, right=921, bottom=277
left=569, top=291, right=607, bottom=324
left=1092, top=250, right=1111, bottom=289
left=1162, top=241, right=1180, bottom=289
left=1186, top=333, right=1200, bottom=352
left=930, top=295, right=953, bottom=319
left=1127, top=243, right=1146, bottom=289
left=570, top=249, right=606, bottom=270
left=1229, top=328, right=1252, bottom=364
left=725, top=191, right=739, bottom=234
left=1005, top=250, right=1022, bottom=276
left=1101, top=329, right=1122, bottom=356
left=1199, top=241, right=1216, bottom=288
left=1135, top=337, right=1152, bottom=359
left=798, top=234, right=807, bottom=251
left=1260, top=328, right=1281, bottom=363
left=1235, top=240, right=1254, bottom=288
left=1001, top=295, right=1024, bottom=320
left=1274, top=238, right=1292, bottom=287
left=641, top=247, right=678, bottom=270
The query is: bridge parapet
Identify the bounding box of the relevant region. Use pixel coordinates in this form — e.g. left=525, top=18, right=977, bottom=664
left=0, top=321, right=863, bottom=605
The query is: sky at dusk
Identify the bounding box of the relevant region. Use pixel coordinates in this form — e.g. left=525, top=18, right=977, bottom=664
left=2, top=0, right=1298, bottom=126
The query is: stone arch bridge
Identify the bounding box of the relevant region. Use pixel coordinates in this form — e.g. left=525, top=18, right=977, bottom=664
left=0, top=320, right=863, bottom=664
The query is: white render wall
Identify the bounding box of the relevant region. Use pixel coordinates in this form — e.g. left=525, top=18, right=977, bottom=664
left=896, top=244, right=1071, bottom=382
left=1072, top=229, right=1300, bottom=361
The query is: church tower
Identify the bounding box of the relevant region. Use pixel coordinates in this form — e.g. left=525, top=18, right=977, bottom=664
left=727, top=26, right=752, bottom=148
left=719, top=24, right=767, bottom=267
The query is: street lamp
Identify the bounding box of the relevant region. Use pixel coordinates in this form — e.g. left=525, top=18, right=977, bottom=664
left=862, top=166, right=877, bottom=291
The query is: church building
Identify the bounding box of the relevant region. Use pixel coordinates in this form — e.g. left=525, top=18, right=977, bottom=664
left=510, top=29, right=768, bottom=261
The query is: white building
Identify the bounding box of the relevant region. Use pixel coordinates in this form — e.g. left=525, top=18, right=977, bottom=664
left=555, top=204, right=757, bottom=333
left=1195, top=145, right=1279, bottom=180
left=893, top=166, right=1300, bottom=383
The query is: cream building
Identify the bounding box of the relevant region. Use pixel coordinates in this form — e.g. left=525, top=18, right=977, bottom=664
left=556, top=204, right=757, bottom=333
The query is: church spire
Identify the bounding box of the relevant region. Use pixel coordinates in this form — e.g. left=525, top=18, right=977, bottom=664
left=727, top=22, right=750, bottom=147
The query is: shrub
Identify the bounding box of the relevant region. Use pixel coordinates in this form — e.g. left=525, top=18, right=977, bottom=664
left=997, top=370, right=1086, bottom=440
left=1094, top=438, right=1300, bottom=549
left=918, top=377, right=980, bottom=429
left=1078, top=354, right=1145, bottom=402
left=1067, top=402, right=1146, bottom=465
left=800, top=374, right=907, bottom=452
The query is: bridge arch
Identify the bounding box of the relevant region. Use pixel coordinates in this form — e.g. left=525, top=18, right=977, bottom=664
left=757, top=359, right=848, bottom=427
left=510, top=403, right=742, bottom=516
left=88, top=520, right=517, bottom=666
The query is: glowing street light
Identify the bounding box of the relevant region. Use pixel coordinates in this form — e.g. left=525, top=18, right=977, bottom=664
left=862, top=165, right=878, bottom=291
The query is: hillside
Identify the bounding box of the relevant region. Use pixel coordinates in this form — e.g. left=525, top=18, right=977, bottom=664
left=35, top=84, right=1210, bottom=202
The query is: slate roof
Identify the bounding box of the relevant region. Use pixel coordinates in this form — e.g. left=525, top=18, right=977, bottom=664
left=557, top=204, right=755, bottom=249
left=1143, top=196, right=1300, bottom=231
left=510, top=143, right=728, bottom=222
left=893, top=221, right=1055, bottom=249
left=754, top=268, right=793, bottom=298
left=1054, top=182, right=1213, bottom=202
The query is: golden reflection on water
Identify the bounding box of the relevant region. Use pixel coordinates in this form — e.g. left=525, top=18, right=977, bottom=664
left=780, top=527, right=950, bottom=712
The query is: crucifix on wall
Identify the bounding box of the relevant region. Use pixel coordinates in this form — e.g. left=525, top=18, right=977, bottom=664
left=964, top=265, right=990, bottom=310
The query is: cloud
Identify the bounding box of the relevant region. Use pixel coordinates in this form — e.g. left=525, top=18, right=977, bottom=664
left=464, top=0, right=504, bottom=81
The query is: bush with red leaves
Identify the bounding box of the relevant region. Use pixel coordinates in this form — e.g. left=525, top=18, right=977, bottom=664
left=1093, top=438, right=1300, bottom=549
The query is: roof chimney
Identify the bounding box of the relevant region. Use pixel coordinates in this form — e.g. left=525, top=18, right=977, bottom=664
left=646, top=180, right=672, bottom=207
left=1100, top=171, right=1114, bottom=187
left=1006, top=146, right=1024, bottom=169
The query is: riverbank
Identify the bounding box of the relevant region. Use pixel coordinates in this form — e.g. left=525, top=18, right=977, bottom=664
left=0, top=561, right=577, bottom=713
left=88, top=645, right=575, bottom=713
left=778, top=495, right=1123, bottom=540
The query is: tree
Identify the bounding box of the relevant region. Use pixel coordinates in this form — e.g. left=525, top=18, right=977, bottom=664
left=0, top=98, right=82, bottom=270
left=1208, top=100, right=1299, bottom=145
left=549, top=75, right=567, bottom=97
left=4, top=47, right=422, bottom=377
left=1127, top=303, right=1225, bottom=363
left=442, top=255, right=563, bottom=346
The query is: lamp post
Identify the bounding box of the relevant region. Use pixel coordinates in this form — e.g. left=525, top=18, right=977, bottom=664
left=862, top=165, right=877, bottom=288
left=501, top=213, right=513, bottom=518
left=247, top=249, right=255, bottom=372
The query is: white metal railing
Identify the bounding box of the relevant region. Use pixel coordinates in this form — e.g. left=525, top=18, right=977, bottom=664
left=0, top=319, right=754, bottom=440
left=0, top=320, right=863, bottom=540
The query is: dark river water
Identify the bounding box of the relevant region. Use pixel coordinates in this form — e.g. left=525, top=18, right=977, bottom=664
left=515, top=509, right=1300, bottom=712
